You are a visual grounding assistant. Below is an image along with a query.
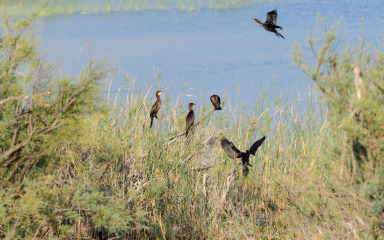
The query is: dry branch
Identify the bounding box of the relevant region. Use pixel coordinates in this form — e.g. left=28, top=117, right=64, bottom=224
left=165, top=109, right=216, bottom=143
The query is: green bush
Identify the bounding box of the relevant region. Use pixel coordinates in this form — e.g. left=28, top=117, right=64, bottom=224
left=292, top=18, right=384, bottom=237
left=0, top=14, right=146, bottom=239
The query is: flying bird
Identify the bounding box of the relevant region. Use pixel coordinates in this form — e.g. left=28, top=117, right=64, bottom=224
left=252, top=9, right=284, bottom=39
left=185, top=103, right=195, bottom=137
left=149, top=90, right=163, bottom=128
left=220, top=136, right=266, bottom=176
left=210, top=95, right=222, bottom=110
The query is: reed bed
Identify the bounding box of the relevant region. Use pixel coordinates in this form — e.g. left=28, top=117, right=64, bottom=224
left=56, top=82, right=329, bottom=238
left=3, top=0, right=268, bottom=17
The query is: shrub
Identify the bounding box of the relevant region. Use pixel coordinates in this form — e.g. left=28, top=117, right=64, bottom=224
left=0, top=13, right=145, bottom=239
left=292, top=17, right=384, bottom=238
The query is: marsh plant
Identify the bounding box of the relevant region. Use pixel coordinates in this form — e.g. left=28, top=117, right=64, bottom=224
left=3, top=0, right=266, bottom=17
left=291, top=17, right=384, bottom=238
left=1, top=14, right=383, bottom=240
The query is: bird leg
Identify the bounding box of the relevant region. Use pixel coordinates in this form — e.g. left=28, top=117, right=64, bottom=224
left=274, top=25, right=283, bottom=30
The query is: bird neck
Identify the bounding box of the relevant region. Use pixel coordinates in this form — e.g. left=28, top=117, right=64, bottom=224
left=253, top=19, right=263, bottom=26
left=156, top=95, right=161, bottom=102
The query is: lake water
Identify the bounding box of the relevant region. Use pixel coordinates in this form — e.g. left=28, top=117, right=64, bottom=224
left=37, top=0, right=384, bottom=108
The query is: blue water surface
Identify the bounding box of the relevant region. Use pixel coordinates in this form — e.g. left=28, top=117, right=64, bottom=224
left=37, top=0, right=384, bottom=108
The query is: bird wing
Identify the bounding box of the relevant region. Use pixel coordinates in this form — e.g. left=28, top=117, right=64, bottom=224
left=216, top=96, right=221, bottom=106
left=266, top=9, right=278, bottom=24
left=150, top=101, right=158, bottom=116
left=186, top=111, right=195, bottom=128
left=230, top=143, right=242, bottom=155
left=249, top=136, right=266, bottom=155
left=221, top=137, right=242, bottom=158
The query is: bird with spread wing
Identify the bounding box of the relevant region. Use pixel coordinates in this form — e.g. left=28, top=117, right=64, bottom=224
left=252, top=9, right=284, bottom=39
left=220, top=136, right=266, bottom=176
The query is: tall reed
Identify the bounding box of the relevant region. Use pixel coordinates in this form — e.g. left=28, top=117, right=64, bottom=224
left=57, top=79, right=328, bottom=238
left=3, top=0, right=268, bottom=17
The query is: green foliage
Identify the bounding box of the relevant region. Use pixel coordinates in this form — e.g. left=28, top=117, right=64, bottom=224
left=0, top=13, right=146, bottom=239
left=292, top=19, right=384, bottom=237
left=0, top=12, right=107, bottom=184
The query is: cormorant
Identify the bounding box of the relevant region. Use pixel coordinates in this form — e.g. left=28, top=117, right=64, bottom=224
left=240, top=136, right=266, bottom=166
left=185, top=103, right=195, bottom=137
left=252, top=9, right=284, bottom=39
left=220, top=136, right=266, bottom=176
left=150, top=90, right=163, bottom=128
left=210, top=95, right=222, bottom=110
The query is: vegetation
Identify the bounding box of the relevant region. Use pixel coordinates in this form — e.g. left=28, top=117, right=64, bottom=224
left=291, top=17, right=384, bottom=238
left=3, top=0, right=267, bottom=17
left=1, top=13, right=383, bottom=240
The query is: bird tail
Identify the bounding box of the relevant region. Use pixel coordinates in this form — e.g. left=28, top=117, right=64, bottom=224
left=216, top=106, right=222, bottom=110
left=185, top=130, right=189, bottom=137
left=243, top=165, right=249, bottom=177
left=275, top=32, right=285, bottom=39
left=150, top=117, right=153, bottom=128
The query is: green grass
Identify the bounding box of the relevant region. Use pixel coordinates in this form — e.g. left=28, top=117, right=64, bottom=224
left=54, top=82, right=329, bottom=238
left=2, top=0, right=269, bottom=17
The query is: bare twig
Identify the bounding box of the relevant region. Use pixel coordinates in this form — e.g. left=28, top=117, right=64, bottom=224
left=191, top=109, right=216, bottom=129
left=285, top=185, right=311, bottom=220
left=165, top=109, right=216, bottom=142
left=5, top=208, right=21, bottom=240
left=220, top=174, right=234, bottom=204
left=0, top=71, right=6, bottom=80
left=354, top=63, right=363, bottom=99
left=359, top=16, right=364, bottom=61
left=189, top=163, right=216, bottom=172
left=32, top=218, right=45, bottom=240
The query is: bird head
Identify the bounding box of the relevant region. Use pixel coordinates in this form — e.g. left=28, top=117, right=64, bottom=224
left=188, top=103, right=196, bottom=110
left=156, top=90, right=163, bottom=97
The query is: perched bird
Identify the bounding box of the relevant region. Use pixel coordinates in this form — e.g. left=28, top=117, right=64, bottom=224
left=252, top=9, right=284, bottom=39
left=185, top=103, right=195, bottom=137
left=220, top=136, right=266, bottom=176
left=149, top=90, right=163, bottom=128
left=210, top=95, right=222, bottom=110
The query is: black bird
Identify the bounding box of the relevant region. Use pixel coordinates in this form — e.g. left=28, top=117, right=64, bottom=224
left=210, top=95, right=222, bottom=110
left=220, top=137, right=243, bottom=175
left=185, top=103, right=195, bottom=137
left=240, top=136, right=266, bottom=167
left=252, top=9, right=284, bottom=39
left=149, top=90, right=163, bottom=128
left=220, top=136, right=266, bottom=176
